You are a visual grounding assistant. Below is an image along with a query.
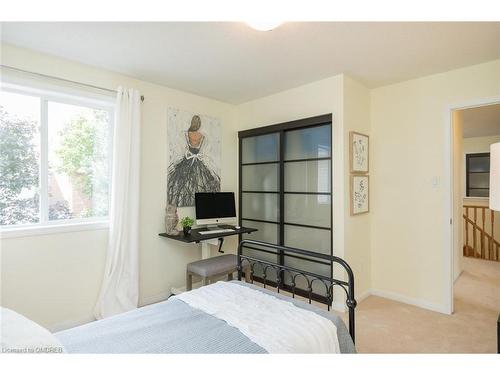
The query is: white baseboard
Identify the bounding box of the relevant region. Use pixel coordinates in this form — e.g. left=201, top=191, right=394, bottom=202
left=331, top=289, right=370, bottom=313
left=356, top=289, right=371, bottom=303
left=454, top=269, right=463, bottom=283
left=369, top=288, right=450, bottom=315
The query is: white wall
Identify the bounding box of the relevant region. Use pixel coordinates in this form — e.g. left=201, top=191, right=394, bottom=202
left=0, top=43, right=237, bottom=331
left=343, top=76, right=371, bottom=297
left=370, top=59, right=500, bottom=313
left=463, top=135, right=500, bottom=154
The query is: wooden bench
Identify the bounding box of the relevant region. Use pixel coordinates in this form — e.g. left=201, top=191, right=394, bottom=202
left=186, top=254, right=250, bottom=291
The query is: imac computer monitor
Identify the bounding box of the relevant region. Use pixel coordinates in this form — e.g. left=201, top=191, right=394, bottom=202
left=195, top=192, right=237, bottom=226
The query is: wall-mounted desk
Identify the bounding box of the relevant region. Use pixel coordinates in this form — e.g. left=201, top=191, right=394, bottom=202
left=159, top=225, right=258, bottom=295
left=159, top=224, right=257, bottom=259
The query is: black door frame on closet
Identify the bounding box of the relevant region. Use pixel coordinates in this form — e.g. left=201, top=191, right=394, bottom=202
left=238, top=114, right=333, bottom=302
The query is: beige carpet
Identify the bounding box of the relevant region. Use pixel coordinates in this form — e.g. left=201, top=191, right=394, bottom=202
left=255, top=257, right=499, bottom=353
left=353, top=257, right=500, bottom=353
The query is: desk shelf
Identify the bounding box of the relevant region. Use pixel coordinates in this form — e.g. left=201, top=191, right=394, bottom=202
left=159, top=225, right=257, bottom=244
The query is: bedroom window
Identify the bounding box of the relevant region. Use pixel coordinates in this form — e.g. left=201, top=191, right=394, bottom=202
left=238, top=115, right=332, bottom=303
left=0, top=85, right=114, bottom=232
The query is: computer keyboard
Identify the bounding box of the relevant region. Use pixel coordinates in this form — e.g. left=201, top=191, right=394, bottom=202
left=199, top=229, right=235, bottom=235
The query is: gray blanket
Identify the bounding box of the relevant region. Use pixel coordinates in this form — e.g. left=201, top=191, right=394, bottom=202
left=56, top=281, right=355, bottom=353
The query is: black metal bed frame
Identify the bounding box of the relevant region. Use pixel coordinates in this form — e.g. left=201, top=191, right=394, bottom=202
left=237, top=239, right=357, bottom=344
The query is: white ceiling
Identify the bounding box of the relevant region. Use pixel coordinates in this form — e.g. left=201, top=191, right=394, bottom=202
left=1, top=22, right=500, bottom=104
left=460, top=103, right=500, bottom=138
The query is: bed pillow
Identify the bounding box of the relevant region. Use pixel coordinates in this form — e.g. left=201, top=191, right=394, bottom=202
left=1, top=307, right=65, bottom=353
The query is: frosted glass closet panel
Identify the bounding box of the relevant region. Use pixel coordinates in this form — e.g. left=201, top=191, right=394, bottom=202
left=241, top=193, right=279, bottom=222
left=242, top=220, right=279, bottom=244
left=284, top=194, right=331, bottom=228
left=284, top=124, right=331, bottom=160
left=284, top=160, right=331, bottom=193
left=241, top=220, right=280, bottom=281
left=284, top=225, right=330, bottom=255
left=283, top=225, right=331, bottom=295
left=241, top=133, right=279, bottom=163
left=242, top=164, right=279, bottom=191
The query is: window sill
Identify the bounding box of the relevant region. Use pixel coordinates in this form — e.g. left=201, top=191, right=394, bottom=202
left=0, top=220, right=109, bottom=239
left=463, top=197, right=489, bottom=202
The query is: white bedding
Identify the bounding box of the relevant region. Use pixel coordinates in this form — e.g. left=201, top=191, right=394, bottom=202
left=0, top=307, right=65, bottom=354
left=174, top=281, right=340, bottom=353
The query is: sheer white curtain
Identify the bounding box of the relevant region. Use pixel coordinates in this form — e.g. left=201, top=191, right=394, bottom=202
left=94, top=87, right=141, bottom=320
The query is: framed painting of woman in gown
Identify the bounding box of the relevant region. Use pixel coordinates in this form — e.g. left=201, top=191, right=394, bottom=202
left=167, top=108, right=221, bottom=207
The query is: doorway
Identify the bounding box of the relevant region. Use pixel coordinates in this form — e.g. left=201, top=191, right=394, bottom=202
left=449, top=101, right=500, bottom=333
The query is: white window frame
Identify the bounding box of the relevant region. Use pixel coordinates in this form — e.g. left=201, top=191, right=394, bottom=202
left=0, top=83, right=115, bottom=238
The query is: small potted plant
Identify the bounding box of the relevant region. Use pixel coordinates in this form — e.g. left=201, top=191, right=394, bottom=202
left=180, top=216, right=194, bottom=236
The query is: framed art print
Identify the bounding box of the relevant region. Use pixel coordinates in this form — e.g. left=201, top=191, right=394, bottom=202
left=350, top=131, right=369, bottom=174
left=167, top=107, right=221, bottom=207
left=351, top=175, right=369, bottom=215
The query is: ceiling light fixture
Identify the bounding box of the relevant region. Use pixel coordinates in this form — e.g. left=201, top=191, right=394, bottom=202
left=246, top=21, right=283, bottom=32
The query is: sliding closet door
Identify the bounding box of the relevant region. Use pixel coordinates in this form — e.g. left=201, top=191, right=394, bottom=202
left=238, top=115, right=332, bottom=300
left=282, top=124, right=332, bottom=296
left=240, top=133, right=280, bottom=281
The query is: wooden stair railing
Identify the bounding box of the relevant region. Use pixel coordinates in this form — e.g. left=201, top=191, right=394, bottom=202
left=463, top=205, right=500, bottom=262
